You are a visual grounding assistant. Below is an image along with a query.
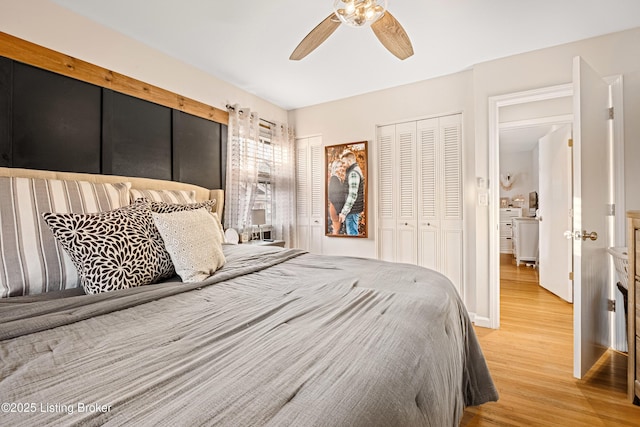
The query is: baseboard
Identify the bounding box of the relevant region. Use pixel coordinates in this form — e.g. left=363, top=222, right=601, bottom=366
left=473, top=315, right=493, bottom=328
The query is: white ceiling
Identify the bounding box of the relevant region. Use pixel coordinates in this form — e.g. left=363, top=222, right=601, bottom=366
left=52, top=0, right=640, bottom=111
left=500, top=125, right=553, bottom=154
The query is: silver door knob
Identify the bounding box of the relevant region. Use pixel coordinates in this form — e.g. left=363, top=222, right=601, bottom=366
left=581, top=230, right=598, bottom=241
left=564, top=230, right=577, bottom=240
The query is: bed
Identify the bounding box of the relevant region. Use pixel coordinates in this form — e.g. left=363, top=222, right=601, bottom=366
left=0, top=167, right=497, bottom=426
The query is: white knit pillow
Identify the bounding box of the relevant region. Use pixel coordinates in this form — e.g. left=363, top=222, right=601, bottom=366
left=210, top=212, right=227, bottom=243
left=151, top=208, right=225, bottom=283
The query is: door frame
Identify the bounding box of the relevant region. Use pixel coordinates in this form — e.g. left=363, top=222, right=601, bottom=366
left=487, top=78, right=625, bottom=331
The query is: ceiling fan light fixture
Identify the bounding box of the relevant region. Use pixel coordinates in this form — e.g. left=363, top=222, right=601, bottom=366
left=333, top=0, right=387, bottom=28
left=345, top=1, right=356, bottom=15
left=290, top=0, right=412, bottom=61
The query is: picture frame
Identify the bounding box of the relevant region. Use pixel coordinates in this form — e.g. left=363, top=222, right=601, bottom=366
left=325, top=141, right=368, bottom=238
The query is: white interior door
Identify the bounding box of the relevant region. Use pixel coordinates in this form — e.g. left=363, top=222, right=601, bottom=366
left=538, top=124, right=573, bottom=302
left=572, top=56, right=610, bottom=379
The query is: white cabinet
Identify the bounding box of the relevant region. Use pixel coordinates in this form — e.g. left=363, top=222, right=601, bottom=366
left=512, top=217, right=539, bottom=266
left=296, top=136, right=323, bottom=253
left=377, top=114, right=463, bottom=293
left=499, top=208, right=521, bottom=253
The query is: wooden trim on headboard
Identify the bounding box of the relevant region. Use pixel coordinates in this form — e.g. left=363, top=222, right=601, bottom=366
left=0, top=31, right=228, bottom=126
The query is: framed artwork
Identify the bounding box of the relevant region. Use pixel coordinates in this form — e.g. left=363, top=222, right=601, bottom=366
left=325, top=141, right=368, bottom=238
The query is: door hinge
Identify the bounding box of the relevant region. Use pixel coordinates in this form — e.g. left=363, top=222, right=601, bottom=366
left=608, top=107, right=614, bottom=120
left=568, top=138, right=573, bottom=147
left=608, top=299, right=616, bottom=312
left=569, top=271, right=573, bottom=281
left=607, top=204, right=615, bottom=216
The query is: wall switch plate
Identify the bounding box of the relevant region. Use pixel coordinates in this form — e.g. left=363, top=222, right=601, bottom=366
left=478, top=192, right=488, bottom=206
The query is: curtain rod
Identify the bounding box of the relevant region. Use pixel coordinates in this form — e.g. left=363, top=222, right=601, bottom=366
left=226, top=104, right=276, bottom=127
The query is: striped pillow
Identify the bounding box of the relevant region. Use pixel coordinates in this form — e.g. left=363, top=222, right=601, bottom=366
left=129, top=189, right=196, bottom=204
left=0, top=177, right=131, bottom=297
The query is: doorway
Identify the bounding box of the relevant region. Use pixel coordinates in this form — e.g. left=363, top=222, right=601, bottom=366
left=488, top=83, right=573, bottom=329
left=488, top=77, right=626, bottom=349
left=499, top=118, right=572, bottom=302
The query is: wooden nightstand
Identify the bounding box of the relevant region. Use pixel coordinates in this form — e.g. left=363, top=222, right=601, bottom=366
left=244, top=239, right=285, bottom=248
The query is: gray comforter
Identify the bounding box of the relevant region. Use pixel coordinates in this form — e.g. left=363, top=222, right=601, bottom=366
left=0, top=245, right=497, bottom=426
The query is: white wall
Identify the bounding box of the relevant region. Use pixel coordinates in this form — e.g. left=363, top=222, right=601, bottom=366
left=4, top=1, right=640, bottom=320
left=531, top=144, right=539, bottom=196
left=291, top=27, right=640, bottom=317
left=288, top=71, right=477, bottom=306
left=472, top=27, right=640, bottom=321
left=499, top=151, right=535, bottom=212
left=500, top=97, right=573, bottom=123
left=0, top=0, right=288, bottom=124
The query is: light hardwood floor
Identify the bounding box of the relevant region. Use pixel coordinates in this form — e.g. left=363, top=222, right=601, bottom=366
left=461, top=254, right=640, bottom=426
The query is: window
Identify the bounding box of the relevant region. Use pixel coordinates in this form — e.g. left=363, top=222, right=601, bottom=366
left=225, top=105, right=296, bottom=244
left=232, top=120, right=275, bottom=236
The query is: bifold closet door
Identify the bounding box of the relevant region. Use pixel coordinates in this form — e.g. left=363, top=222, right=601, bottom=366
left=377, top=121, right=418, bottom=264
left=377, top=114, right=463, bottom=294
left=438, top=115, right=463, bottom=292
left=396, top=122, right=418, bottom=264
left=295, top=136, right=323, bottom=253
left=377, top=124, right=396, bottom=262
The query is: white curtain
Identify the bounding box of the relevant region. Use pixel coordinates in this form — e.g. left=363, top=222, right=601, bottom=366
left=271, top=121, right=296, bottom=246
left=225, top=105, right=260, bottom=234
left=224, top=104, right=296, bottom=246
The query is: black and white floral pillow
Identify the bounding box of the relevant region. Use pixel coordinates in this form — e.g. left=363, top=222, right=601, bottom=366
left=42, top=201, right=174, bottom=295
left=146, top=199, right=216, bottom=214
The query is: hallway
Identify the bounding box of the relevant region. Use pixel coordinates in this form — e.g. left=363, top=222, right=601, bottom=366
left=461, top=255, right=640, bottom=426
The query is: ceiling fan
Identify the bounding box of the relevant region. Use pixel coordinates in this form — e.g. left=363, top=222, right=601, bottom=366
left=290, top=0, right=413, bottom=61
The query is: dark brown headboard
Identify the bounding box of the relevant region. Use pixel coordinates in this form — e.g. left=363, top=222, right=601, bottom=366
left=0, top=32, right=227, bottom=190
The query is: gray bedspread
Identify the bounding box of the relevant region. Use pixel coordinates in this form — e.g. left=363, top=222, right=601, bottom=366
left=0, top=245, right=497, bottom=426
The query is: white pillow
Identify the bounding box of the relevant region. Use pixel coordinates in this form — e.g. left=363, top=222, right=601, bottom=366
left=151, top=208, right=225, bottom=283
left=210, top=212, right=227, bottom=243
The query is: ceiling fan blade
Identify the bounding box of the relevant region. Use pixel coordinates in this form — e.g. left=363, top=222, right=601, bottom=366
left=290, top=14, right=341, bottom=60
left=371, top=11, right=414, bottom=60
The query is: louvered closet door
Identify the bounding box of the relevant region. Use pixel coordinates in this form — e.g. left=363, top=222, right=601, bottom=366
left=417, top=118, right=439, bottom=271
left=295, top=136, right=323, bottom=253
left=376, top=114, right=463, bottom=294
left=439, top=114, right=463, bottom=293
left=395, top=122, right=417, bottom=265
left=296, top=138, right=310, bottom=250
left=308, top=140, right=324, bottom=253
left=377, top=125, right=396, bottom=262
